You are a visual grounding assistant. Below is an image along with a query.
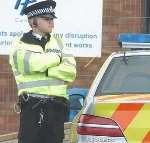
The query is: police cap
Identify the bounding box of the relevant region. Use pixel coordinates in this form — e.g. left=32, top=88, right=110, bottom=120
left=23, top=0, right=57, bottom=19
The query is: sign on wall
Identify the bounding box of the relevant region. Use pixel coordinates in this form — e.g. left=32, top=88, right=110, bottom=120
left=0, top=0, right=103, bottom=57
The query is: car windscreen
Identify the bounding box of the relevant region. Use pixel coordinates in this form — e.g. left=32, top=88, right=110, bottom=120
left=95, top=55, right=150, bottom=96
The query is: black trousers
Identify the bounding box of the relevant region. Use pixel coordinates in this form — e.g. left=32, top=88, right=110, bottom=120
left=18, top=95, right=69, bottom=143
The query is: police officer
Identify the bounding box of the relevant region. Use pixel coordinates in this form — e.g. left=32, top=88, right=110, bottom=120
left=9, top=1, right=76, bottom=143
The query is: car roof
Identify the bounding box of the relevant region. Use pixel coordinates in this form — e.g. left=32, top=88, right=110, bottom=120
left=111, top=50, right=150, bottom=58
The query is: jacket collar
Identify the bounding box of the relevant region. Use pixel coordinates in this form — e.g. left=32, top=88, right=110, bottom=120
left=32, top=32, right=43, bottom=40
left=20, top=30, right=51, bottom=49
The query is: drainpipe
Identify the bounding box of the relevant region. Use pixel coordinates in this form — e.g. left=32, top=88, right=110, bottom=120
left=144, top=0, right=150, bottom=33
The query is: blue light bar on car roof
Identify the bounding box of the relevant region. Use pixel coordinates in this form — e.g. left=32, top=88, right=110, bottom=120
left=118, top=33, right=150, bottom=49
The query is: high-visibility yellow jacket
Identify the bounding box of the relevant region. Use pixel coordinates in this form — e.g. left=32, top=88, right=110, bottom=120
left=9, top=34, right=76, bottom=99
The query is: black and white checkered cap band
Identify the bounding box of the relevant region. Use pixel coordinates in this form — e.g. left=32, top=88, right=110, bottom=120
left=27, top=7, right=54, bottom=18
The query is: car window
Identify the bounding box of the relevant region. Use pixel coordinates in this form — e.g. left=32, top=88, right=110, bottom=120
left=95, top=55, right=150, bottom=96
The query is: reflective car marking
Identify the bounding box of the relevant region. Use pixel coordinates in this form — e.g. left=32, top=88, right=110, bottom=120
left=111, top=103, right=144, bottom=131
left=94, top=99, right=150, bottom=143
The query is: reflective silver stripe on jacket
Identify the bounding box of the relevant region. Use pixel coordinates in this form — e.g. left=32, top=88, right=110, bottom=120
left=17, top=79, right=64, bottom=90
left=54, top=37, right=74, bottom=58
left=54, top=38, right=75, bottom=67
left=24, top=51, right=32, bottom=74
left=54, top=38, right=73, bottom=57
left=13, top=50, right=32, bottom=74
left=63, top=59, right=76, bottom=67
left=13, top=50, right=18, bottom=71
left=14, top=71, right=20, bottom=76
left=62, top=53, right=73, bottom=57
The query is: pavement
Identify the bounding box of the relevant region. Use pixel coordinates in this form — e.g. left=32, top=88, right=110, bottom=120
left=1, top=139, right=17, bottom=143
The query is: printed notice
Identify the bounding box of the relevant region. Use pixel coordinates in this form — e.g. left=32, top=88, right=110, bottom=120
left=0, top=0, right=103, bottom=57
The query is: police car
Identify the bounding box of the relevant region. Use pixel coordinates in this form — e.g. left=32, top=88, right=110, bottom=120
left=70, top=33, right=150, bottom=143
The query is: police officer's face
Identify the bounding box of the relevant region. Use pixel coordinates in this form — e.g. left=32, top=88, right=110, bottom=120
left=36, top=16, right=54, bottom=33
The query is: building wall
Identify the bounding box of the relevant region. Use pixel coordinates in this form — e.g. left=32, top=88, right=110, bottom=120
left=75, top=0, right=144, bottom=88
left=0, top=0, right=144, bottom=135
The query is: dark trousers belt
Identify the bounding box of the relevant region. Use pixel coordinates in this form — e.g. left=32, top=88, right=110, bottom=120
left=20, top=93, right=69, bottom=109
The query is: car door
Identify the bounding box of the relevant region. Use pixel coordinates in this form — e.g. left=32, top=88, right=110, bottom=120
left=72, top=52, right=150, bottom=143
